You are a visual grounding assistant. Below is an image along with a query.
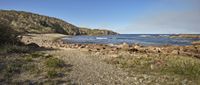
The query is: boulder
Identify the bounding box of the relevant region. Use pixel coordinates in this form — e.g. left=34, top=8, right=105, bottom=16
left=27, top=43, right=40, bottom=48
left=171, top=50, right=179, bottom=55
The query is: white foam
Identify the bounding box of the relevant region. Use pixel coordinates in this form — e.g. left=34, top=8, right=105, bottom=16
left=96, top=37, right=108, bottom=40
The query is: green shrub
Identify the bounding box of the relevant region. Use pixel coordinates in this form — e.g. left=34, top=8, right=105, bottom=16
left=0, top=23, right=19, bottom=45
left=45, top=58, right=65, bottom=68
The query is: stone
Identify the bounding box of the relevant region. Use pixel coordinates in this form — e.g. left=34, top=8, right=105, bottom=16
left=27, top=43, right=40, bottom=48
left=171, top=50, right=179, bottom=54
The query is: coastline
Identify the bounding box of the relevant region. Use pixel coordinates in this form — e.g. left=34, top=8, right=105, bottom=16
left=20, top=33, right=200, bottom=58
left=1, top=33, right=200, bottom=84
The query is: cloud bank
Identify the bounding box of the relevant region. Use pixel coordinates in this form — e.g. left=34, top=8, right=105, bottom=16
left=121, top=0, right=200, bottom=34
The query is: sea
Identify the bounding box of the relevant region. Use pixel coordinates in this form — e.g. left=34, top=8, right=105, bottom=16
left=62, top=34, right=200, bottom=46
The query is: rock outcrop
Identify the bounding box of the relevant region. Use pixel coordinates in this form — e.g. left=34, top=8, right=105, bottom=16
left=170, top=34, right=200, bottom=39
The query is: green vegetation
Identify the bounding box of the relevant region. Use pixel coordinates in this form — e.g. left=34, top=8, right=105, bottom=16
left=0, top=10, right=117, bottom=36
left=47, top=70, right=59, bottom=78
left=45, top=57, right=65, bottom=68
left=44, top=57, right=66, bottom=78
left=0, top=44, right=30, bottom=54
left=105, top=53, right=200, bottom=83
left=0, top=23, right=19, bottom=45
left=0, top=50, right=70, bottom=84
left=79, top=27, right=118, bottom=36
left=0, top=54, right=36, bottom=80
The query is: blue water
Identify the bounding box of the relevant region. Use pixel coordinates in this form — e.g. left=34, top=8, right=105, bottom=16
left=62, top=34, right=200, bottom=46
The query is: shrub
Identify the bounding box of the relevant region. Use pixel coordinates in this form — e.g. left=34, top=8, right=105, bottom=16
left=45, top=58, right=65, bottom=68
left=0, top=23, right=19, bottom=45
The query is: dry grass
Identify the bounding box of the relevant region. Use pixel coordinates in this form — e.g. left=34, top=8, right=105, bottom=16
left=105, top=53, right=200, bottom=84
left=0, top=48, right=71, bottom=84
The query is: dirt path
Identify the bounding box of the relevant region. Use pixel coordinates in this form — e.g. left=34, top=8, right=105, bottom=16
left=44, top=49, right=141, bottom=85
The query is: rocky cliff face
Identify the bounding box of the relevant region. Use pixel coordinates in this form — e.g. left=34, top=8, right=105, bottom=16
left=0, top=10, right=118, bottom=35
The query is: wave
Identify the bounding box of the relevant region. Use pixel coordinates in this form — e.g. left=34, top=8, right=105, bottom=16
left=139, top=35, right=151, bottom=37
left=96, top=37, right=108, bottom=40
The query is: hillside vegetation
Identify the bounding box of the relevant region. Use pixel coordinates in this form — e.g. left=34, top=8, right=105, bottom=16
left=79, top=27, right=118, bottom=36
left=0, top=10, right=117, bottom=36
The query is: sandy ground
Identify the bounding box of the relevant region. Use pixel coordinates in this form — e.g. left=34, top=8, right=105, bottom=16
left=44, top=49, right=141, bottom=85
left=21, top=33, right=69, bottom=41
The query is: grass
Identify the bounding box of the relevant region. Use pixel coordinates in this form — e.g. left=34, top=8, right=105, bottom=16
left=47, top=70, right=58, bottom=78
left=21, top=52, right=66, bottom=78
left=0, top=46, right=67, bottom=83
left=44, top=57, right=66, bottom=78
left=1, top=57, right=36, bottom=79
left=30, top=52, right=45, bottom=58
left=105, top=53, right=200, bottom=83
left=164, top=56, right=200, bottom=78
left=0, top=44, right=30, bottom=54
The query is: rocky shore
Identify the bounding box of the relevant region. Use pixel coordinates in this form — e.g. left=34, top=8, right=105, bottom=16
left=170, top=34, right=200, bottom=39
left=20, top=34, right=200, bottom=58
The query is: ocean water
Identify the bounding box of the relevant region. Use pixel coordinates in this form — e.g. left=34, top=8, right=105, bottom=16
left=62, top=34, right=200, bottom=46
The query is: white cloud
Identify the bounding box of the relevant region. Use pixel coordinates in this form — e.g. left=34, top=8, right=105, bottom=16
left=121, top=0, right=200, bottom=34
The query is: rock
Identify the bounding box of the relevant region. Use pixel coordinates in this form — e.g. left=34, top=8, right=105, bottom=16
left=171, top=50, right=179, bottom=54
left=119, top=42, right=130, bottom=50
left=128, top=48, right=138, bottom=52
left=110, top=54, right=118, bottom=58
left=27, top=43, right=40, bottom=48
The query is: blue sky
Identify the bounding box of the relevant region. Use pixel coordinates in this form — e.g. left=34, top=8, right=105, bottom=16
left=0, top=0, right=200, bottom=34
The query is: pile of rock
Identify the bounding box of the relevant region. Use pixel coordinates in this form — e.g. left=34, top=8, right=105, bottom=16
left=20, top=35, right=200, bottom=58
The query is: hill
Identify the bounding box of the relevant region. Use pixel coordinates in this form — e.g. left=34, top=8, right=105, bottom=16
left=0, top=10, right=118, bottom=35
left=79, top=27, right=118, bottom=36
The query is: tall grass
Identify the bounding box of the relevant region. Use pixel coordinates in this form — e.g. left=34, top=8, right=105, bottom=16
left=0, top=44, right=30, bottom=54
left=106, top=54, right=200, bottom=79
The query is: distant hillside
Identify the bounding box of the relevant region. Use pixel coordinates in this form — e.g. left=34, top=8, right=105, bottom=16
left=0, top=10, right=118, bottom=35
left=79, top=27, right=118, bottom=36
left=169, top=34, right=200, bottom=39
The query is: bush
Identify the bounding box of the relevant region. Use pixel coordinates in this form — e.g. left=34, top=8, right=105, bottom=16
left=0, top=23, right=19, bottom=45
left=45, top=58, right=65, bottom=68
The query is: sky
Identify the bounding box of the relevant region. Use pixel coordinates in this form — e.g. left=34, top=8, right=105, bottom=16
left=0, top=0, right=200, bottom=34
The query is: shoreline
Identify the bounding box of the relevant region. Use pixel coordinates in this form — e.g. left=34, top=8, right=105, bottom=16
left=20, top=33, right=200, bottom=58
